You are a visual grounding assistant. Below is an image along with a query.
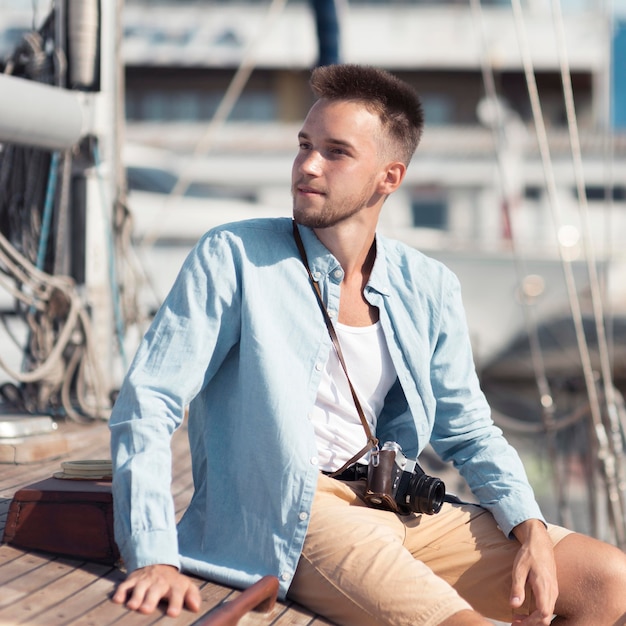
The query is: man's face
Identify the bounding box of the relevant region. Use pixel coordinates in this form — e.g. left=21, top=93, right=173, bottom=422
left=291, top=99, right=389, bottom=229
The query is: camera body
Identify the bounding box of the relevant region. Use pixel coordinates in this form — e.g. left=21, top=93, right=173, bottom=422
left=364, top=441, right=445, bottom=515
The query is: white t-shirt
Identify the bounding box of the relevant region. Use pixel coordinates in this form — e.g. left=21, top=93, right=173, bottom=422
left=310, top=321, right=397, bottom=472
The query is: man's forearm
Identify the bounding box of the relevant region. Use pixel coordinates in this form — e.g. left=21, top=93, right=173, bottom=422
left=512, top=518, right=548, bottom=544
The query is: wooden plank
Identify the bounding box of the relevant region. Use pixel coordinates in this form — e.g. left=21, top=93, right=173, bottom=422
left=0, top=558, right=112, bottom=623
left=0, top=456, right=67, bottom=491
left=60, top=594, right=140, bottom=626
left=0, top=546, right=53, bottom=596
left=0, top=421, right=111, bottom=465
left=49, top=569, right=133, bottom=626
left=263, top=602, right=321, bottom=626
left=0, top=543, right=23, bottom=568
left=0, top=421, right=334, bottom=626
left=0, top=554, right=78, bottom=609
left=71, top=576, right=233, bottom=626
left=28, top=565, right=126, bottom=625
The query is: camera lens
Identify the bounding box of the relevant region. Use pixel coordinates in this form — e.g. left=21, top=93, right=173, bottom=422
left=405, top=472, right=445, bottom=515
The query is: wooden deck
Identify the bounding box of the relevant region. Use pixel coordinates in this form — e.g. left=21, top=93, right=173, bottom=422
left=0, top=419, right=333, bottom=626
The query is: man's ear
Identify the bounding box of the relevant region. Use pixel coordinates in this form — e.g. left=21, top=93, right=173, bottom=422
left=378, top=161, right=406, bottom=195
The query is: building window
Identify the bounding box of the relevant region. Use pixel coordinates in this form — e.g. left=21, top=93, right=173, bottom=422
left=125, top=89, right=277, bottom=122
left=583, top=185, right=626, bottom=202
left=410, top=192, right=448, bottom=229
left=421, top=94, right=455, bottom=126
left=524, top=186, right=543, bottom=201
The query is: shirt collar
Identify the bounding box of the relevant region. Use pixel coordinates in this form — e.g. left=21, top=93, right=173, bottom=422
left=295, top=223, right=391, bottom=297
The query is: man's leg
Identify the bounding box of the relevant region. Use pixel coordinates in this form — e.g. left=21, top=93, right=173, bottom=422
left=403, top=500, right=557, bottom=623
left=551, top=533, right=626, bottom=625
left=407, top=499, right=626, bottom=625
left=290, top=475, right=626, bottom=625
left=288, top=474, right=477, bottom=626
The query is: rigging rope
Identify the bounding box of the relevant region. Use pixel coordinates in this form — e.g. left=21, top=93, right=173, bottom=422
left=0, top=8, right=112, bottom=421
left=137, top=0, right=289, bottom=250
left=93, top=142, right=128, bottom=370
left=549, top=0, right=626, bottom=520
left=469, top=0, right=572, bottom=528
left=0, top=228, right=108, bottom=420
left=510, top=0, right=626, bottom=547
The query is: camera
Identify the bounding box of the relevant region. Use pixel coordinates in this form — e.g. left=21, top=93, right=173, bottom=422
left=364, top=441, right=445, bottom=515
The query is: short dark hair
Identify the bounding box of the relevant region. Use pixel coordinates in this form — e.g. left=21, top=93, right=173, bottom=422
left=309, top=64, right=424, bottom=165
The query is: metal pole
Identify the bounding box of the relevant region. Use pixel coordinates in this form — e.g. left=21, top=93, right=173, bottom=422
left=0, top=74, right=87, bottom=150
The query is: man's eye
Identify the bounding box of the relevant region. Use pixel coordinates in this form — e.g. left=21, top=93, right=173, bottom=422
left=329, top=148, right=347, bottom=156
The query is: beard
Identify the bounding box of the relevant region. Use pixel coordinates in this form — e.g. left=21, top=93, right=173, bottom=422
left=291, top=179, right=376, bottom=229
left=292, top=199, right=362, bottom=229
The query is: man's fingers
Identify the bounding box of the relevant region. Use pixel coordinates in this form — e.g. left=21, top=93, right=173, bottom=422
left=509, top=565, right=528, bottom=610
left=111, top=579, right=133, bottom=604
left=136, top=583, right=163, bottom=613
left=162, top=577, right=201, bottom=617
left=514, top=607, right=555, bottom=626
left=119, top=578, right=159, bottom=613
left=112, top=576, right=149, bottom=609
left=510, top=592, right=525, bottom=609
left=111, top=565, right=201, bottom=617
left=165, top=587, right=186, bottom=618
left=184, top=583, right=202, bottom=613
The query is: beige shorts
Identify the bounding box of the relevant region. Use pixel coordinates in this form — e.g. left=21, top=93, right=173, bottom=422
left=287, top=474, right=572, bottom=626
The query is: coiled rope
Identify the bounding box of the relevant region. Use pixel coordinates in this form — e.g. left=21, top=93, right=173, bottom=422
left=0, top=10, right=114, bottom=421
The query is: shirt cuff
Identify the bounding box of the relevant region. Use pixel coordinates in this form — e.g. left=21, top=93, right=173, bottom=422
left=490, top=494, right=547, bottom=539
left=119, top=529, right=181, bottom=573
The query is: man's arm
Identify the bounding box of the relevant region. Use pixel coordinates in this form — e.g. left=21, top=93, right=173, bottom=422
left=110, top=231, right=241, bottom=574
left=112, top=564, right=201, bottom=617
left=426, top=270, right=546, bottom=537
left=510, top=519, right=558, bottom=626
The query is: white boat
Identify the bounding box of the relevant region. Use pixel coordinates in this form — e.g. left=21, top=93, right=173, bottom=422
left=1, top=0, right=626, bottom=550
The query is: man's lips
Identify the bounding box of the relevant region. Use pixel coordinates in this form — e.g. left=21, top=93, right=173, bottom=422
left=296, top=184, right=325, bottom=196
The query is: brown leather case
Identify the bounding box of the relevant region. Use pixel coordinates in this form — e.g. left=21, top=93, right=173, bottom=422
left=2, top=477, right=119, bottom=564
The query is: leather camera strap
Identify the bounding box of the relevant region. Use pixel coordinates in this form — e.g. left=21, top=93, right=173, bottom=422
left=292, top=220, right=379, bottom=478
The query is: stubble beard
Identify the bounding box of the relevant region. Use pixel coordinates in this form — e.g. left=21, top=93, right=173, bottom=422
left=292, top=200, right=362, bottom=229
left=291, top=183, right=375, bottom=229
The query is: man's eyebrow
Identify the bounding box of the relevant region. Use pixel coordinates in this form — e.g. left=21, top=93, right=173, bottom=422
left=297, top=131, right=354, bottom=149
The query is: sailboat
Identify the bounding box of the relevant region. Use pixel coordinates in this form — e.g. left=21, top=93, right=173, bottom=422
left=0, top=2, right=626, bottom=623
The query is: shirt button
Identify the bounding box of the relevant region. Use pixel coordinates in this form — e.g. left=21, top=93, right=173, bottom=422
left=328, top=309, right=337, bottom=318
left=310, top=457, right=319, bottom=466
left=332, top=269, right=343, bottom=279
left=313, top=271, right=321, bottom=280
left=280, top=572, right=290, bottom=581
left=315, top=362, right=323, bottom=371
left=299, top=511, right=309, bottom=521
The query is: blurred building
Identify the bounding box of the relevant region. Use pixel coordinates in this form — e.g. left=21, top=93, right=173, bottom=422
left=118, top=0, right=626, bottom=256
left=1, top=0, right=624, bottom=254
left=1, top=0, right=626, bottom=365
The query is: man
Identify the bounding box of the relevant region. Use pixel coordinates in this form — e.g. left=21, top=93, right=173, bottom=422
left=110, top=65, right=626, bottom=625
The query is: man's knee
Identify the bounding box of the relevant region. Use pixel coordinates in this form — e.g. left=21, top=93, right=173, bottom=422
left=554, top=533, right=626, bottom=622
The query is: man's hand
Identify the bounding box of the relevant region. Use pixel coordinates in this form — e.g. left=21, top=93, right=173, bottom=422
left=510, top=519, right=558, bottom=625
left=112, top=564, right=202, bottom=617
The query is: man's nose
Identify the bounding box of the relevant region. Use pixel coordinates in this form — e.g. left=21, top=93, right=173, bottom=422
left=298, top=150, right=323, bottom=176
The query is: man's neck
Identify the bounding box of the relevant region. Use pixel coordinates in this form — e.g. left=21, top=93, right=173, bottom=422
left=313, top=221, right=377, bottom=280
left=312, top=225, right=378, bottom=327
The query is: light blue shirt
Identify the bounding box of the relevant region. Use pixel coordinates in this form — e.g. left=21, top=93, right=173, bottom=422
left=109, top=217, right=544, bottom=599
